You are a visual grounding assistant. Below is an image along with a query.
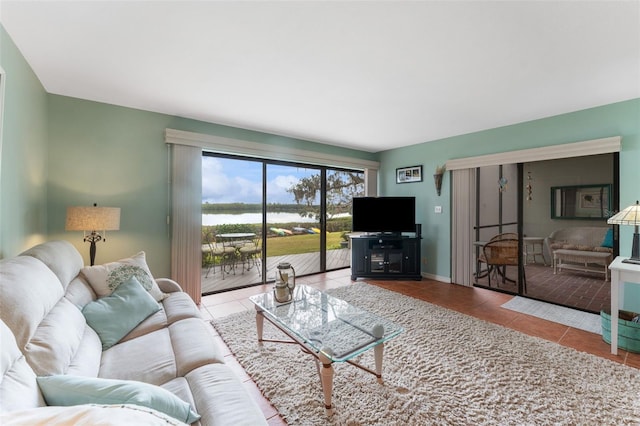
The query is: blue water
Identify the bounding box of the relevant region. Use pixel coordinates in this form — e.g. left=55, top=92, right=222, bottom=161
left=202, top=212, right=351, bottom=226
left=203, top=212, right=317, bottom=226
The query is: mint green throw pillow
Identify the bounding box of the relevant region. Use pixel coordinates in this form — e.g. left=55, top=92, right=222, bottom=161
left=36, top=375, right=200, bottom=424
left=82, top=275, right=160, bottom=350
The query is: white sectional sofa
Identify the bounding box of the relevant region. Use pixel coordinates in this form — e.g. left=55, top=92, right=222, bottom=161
left=0, top=240, right=267, bottom=425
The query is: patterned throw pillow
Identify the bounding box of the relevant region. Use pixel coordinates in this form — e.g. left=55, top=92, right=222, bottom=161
left=81, top=252, right=166, bottom=301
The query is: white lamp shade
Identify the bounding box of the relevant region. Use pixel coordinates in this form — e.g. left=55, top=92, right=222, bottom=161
left=65, top=206, right=121, bottom=231
left=607, top=201, right=640, bottom=226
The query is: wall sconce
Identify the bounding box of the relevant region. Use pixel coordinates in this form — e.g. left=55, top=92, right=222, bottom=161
left=65, top=203, right=121, bottom=266
left=434, top=165, right=446, bottom=196
left=607, top=200, right=640, bottom=264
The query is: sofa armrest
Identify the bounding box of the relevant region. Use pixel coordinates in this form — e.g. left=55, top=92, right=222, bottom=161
left=155, top=278, right=183, bottom=293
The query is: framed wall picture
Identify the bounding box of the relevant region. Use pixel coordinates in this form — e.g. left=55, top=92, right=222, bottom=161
left=550, top=184, right=612, bottom=219
left=396, top=165, right=423, bottom=184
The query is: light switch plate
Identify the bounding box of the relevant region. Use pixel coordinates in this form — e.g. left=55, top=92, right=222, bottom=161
left=435, top=206, right=442, bottom=214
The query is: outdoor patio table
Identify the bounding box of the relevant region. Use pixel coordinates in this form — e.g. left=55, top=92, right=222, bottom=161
left=218, top=233, right=257, bottom=273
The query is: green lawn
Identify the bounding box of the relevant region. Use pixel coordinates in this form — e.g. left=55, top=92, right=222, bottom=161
left=265, top=232, right=346, bottom=256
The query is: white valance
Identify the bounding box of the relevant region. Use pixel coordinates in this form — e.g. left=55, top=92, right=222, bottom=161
left=165, top=128, right=379, bottom=171
left=445, top=136, right=621, bottom=171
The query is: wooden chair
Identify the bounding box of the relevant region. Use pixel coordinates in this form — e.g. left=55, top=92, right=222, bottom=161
left=482, top=236, right=526, bottom=290
left=476, top=233, right=518, bottom=283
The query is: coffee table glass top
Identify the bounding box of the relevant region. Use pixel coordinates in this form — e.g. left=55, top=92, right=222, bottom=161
left=249, top=285, right=403, bottom=362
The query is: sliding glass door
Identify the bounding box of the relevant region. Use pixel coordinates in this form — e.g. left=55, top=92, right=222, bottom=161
left=266, top=164, right=322, bottom=277
left=473, top=163, right=523, bottom=294
left=201, top=153, right=363, bottom=295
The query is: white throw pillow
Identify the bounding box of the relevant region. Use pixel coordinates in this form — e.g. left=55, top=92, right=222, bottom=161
left=81, top=252, right=166, bottom=301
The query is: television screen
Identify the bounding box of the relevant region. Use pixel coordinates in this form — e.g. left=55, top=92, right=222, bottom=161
left=352, top=197, right=416, bottom=233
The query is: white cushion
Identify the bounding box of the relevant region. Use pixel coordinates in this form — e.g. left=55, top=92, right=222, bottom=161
left=186, top=364, right=268, bottom=426
left=81, top=251, right=166, bottom=301
left=99, top=328, right=176, bottom=386
left=0, top=256, right=64, bottom=349
left=20, top=240, right=83, bottom=290
left=0, top=320, right=46, bottom=412
left=0, top=404, right=189, bottom=426
left=24, top=298, right=87, bottom=376
left=163, top=292, right=203, bottom=324
left=66, top=325, right=102, bottom=377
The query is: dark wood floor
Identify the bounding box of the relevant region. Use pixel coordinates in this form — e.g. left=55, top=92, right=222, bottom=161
left=199, top=270, right=639, bottom=425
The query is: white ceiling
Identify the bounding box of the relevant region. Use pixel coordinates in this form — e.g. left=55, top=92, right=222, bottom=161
left=1, top=1, right=639, bottom=153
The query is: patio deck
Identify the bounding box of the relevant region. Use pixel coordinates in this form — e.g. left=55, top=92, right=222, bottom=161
left=202, top=248, right=351, bottom=294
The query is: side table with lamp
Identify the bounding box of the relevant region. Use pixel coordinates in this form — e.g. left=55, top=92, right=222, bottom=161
left=606, top=200, right=640, bottom=355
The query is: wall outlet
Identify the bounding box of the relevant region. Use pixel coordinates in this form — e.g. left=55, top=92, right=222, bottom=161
left=434, top=206, right=442, bottom=214
left=422, top=257, right=428, bottom=265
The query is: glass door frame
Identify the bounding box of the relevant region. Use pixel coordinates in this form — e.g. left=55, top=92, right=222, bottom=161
left=473, top=163, right=525, bottom=294
left=202, top=151, right=362, bottom=292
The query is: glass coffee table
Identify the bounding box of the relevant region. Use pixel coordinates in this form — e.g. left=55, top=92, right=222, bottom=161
left=249, top=284, right=403, bottom=415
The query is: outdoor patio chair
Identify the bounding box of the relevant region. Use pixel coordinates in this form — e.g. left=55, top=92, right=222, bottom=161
left=203, top=231, right=236, bottom=279
left=238, top=234, right=262, bottom=275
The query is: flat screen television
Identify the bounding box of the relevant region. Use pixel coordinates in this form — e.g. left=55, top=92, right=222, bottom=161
left=351, top=196, right=416, bottom=234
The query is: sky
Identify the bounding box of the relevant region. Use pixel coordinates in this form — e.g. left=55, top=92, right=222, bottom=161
left=202, top=156, right=319, bottom=204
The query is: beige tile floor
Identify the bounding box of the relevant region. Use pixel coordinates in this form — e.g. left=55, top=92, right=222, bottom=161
left=198, top=268, right=640, bottom=425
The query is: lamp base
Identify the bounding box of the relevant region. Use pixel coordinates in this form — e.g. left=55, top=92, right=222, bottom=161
left=84, top=232, right=103, bottom=266
left=627, top=231, right=640, bottom=265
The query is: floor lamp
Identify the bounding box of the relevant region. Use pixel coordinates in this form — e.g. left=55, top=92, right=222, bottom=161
left=65, top=204, right=121, bottom=266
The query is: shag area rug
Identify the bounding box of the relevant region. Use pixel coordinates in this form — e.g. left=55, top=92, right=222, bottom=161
left=501, top=296, right=602, bottom=335
left=211, top=283, right=640, bottom=425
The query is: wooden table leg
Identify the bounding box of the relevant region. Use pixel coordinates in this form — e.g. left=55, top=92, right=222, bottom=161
left=318, top=350, right=335, bottom=416
left=254, top=307, right=264, bottom=345
left=374, top=343, right=384, bottom=384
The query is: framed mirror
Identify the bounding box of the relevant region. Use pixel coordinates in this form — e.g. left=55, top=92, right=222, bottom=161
left=551, top=184, right=612, bottom=220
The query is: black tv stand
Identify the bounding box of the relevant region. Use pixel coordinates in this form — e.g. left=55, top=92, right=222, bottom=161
left=350, top=234, right=421, bottom=281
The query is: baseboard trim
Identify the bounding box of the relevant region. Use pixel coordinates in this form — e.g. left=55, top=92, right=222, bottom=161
left=422, top=272, right=451, bottom=283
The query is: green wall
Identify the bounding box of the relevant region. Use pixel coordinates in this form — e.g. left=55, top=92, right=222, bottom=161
left=0, top=25, right=49, bottom=258
left=46, top=95, right=377, bottom=276
left=378, top=99, right=640, bottom=308
left=0, top=23, right=377, bottom=275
